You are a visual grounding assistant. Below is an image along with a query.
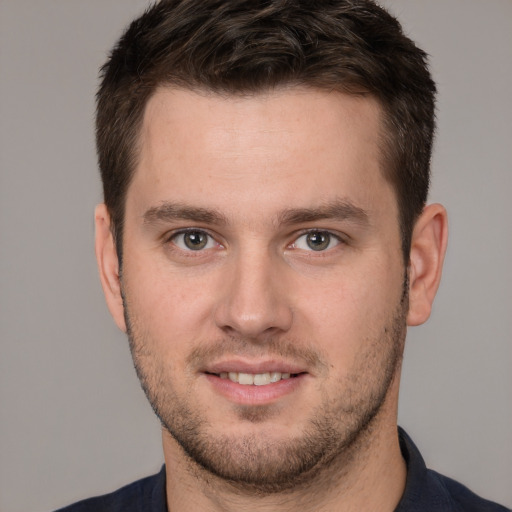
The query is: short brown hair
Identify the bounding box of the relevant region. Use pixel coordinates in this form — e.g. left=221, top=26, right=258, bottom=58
left=96, top=0, right=436, bottom=262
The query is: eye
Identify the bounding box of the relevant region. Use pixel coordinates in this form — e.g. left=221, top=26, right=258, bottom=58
left=171, top=230, right=217, bottom=251
left=292, top=231, right=340, bottom=252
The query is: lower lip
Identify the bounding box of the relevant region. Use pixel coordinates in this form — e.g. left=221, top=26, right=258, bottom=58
left=204, top=373, right=307, bottom=405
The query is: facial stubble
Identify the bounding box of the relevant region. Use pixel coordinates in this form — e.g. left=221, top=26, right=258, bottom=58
left=123, top=286, right=407, bottom=494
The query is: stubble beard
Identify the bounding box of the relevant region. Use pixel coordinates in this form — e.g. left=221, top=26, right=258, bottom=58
left=123, top=289, right=407, bottom=494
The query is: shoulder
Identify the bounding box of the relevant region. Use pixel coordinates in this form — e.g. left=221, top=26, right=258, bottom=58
left=397, top=428, right=510, bottom=512
left=424, top=469, right=511, bottom=512
left=53, top=466, right=167, bottom=512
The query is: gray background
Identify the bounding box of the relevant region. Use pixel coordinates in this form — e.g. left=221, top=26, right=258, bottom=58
left=0, top=1, right=511, bottom=510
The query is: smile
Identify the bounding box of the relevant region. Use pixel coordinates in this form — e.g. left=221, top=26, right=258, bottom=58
left=218, top=371, right=293, bottom=386
left=204, top=368, right=307, bottom=404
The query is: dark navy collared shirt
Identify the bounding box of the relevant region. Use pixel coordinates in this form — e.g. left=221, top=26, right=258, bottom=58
left=55, top=428, right=510, bottom=511
left=395, top=429, right=510, bottom=511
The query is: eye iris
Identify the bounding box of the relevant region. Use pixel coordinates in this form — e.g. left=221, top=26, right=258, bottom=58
left=306, top=232, right=330, bottom=251
left=184, top=231, right=208, bottom=250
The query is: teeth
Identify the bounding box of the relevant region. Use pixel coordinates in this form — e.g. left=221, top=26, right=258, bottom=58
left=270, top=372, right=281, bottom=383
left=238, top=372, right=254, bottom=385
left=218, top=371, right=293, bottom=385
left=253, top=373, right=271, bottom=386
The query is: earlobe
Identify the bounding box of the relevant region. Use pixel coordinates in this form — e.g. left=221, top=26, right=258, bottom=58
left=94, top=204, right=127, bottom=333
left=407, top=203, right=448, bottom=326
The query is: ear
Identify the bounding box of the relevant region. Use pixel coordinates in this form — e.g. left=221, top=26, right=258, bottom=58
left=94, top=204, right=127, bottom=332
left=407, top=203, right=448, bottom=326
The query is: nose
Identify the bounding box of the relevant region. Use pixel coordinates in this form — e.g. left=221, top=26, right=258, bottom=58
left=213, top=249, right=293, bottom=339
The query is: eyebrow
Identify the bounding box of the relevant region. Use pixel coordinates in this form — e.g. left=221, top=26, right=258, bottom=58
left=276, top=200, right=369, bottom=226
left=143, top=202, right=229, bottom=226
left=142, top=199, right=369, bottom=227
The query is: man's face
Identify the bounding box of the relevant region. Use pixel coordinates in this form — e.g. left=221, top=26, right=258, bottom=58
left=118, top=87, right=407, bottom=490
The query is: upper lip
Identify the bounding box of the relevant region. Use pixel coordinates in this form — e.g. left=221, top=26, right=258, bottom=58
left=203, top=359, right=308, bottom=375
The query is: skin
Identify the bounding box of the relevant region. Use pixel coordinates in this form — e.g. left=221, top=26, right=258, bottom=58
left=95, top=87, right=448, bottom=511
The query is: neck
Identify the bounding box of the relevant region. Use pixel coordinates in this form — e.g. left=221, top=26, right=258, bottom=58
left=163, top=381, right=406, bottom=512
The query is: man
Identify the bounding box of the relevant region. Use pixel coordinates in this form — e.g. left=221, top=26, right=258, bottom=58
left=57, top=1, right=509, bottom=511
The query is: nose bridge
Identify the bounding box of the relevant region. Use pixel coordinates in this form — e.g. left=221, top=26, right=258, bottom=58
left=214, top=243, right=293, bottom=338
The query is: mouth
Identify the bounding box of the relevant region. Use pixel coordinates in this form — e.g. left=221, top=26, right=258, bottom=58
left=207, top=371, right=302, bottom=386
left=201, top=360, right=310, bottom=404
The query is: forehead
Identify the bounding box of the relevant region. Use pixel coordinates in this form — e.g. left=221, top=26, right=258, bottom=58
left=140, top=86, right=383, bottom=162
left=129, top=86, right=393, bottom=223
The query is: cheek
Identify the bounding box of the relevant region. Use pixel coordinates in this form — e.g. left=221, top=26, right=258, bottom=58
left=121, top=253, right=218, bottom=352
left=293, top=259, right=403, bottom=358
